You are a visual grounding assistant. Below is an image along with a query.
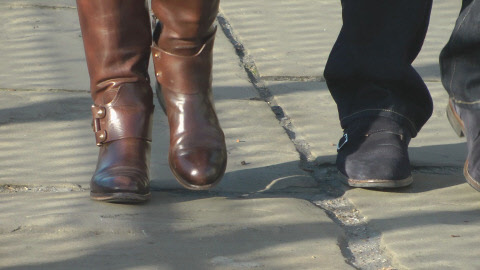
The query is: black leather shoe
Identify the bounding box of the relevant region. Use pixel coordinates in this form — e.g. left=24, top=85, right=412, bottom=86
left=336, top=116, right=413, bottom=188
left=446, top=98, right=480, bottom=191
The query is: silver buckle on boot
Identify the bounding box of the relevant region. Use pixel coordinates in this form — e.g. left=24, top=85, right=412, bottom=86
left=337, top=133, right=348, bottom=151
left=91, top=104, right=107, bottom=146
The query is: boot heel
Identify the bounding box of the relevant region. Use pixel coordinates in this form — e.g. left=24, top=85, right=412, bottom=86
left=446, top=101, right=465, bottom=137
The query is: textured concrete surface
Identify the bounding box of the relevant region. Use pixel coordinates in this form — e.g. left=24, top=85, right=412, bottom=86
left=220, top=0, right=460, bottom=80
left=0, top=0, right=86, bottom=90
left=0, top=193, right=353, bottom=270
left=345, top=174, right=480, bottom=270
left=219, top=0, right=342, bottom=78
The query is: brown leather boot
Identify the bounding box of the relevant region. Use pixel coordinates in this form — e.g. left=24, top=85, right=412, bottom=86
left=151, top=0, right=227, bottom=190
left=77, top=0, right=154, bottom=202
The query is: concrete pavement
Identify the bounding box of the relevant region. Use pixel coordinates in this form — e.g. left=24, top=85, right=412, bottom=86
left=0, top=0, right=477, bottom=269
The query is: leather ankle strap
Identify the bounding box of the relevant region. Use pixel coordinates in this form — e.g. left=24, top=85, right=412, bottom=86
left=91, top=104, right=153, bottom=146
left=151, top=28, right=216, bottom=95
left=91, top=82, right=154, bottom=146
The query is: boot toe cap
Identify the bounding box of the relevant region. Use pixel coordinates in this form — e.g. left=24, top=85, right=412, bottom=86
left=170, top=148, right=227, bottom=189
left=91, top=166, right=150, bottom=194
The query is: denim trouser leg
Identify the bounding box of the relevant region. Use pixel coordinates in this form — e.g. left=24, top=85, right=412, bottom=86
left=441, top=0, right=480, bottom=109
left=324, top=0, right=433, bottom=137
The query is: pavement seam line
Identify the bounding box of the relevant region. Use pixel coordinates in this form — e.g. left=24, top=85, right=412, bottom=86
left=216, top=11, right=313, bottom=163
left=2, top=4, right=77, bottom=10
left=0, top=184, right=87, bottom=193
left=0, top=88, right=89, bottom=93
left=216, top=11, right=396, bottom=270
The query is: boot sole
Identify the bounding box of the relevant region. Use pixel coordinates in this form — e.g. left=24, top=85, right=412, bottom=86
left=446, top=99, right=465, bottom=137
left=339, top=172, right=413, bottom=188
left=90, top=192, right=151, bottom=204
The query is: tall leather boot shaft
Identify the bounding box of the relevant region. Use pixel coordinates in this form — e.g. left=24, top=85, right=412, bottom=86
left=77, top=0, right=152, bottom=103
left=151, top=0, right=219, bottom=55
left=151, top=0, right=227, bottom=189
left=77, top=0, right=154, bottom=202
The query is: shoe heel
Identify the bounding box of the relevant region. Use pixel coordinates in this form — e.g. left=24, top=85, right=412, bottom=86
left=446, top=102, right=465, bottom=137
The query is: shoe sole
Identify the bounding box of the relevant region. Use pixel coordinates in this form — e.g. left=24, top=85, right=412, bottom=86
left=446, top=99, right=465, bottom=137
left=90, top=192, right=151, bottom=204
left=464, top=160, right=480, bottom=192
left=339, top=172, right=413, bottom=188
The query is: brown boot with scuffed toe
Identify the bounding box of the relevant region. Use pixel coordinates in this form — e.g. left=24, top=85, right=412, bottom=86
left=77, top=0, right=154, bottom=202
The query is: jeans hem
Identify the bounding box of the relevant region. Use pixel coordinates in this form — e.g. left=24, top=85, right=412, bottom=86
left=340, top=109, right=419, bottom=137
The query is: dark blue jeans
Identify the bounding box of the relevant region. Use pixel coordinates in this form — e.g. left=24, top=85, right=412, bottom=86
left=324, top=0, right=435, bottom=137
left=441, top=0, right=480, bottom=111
